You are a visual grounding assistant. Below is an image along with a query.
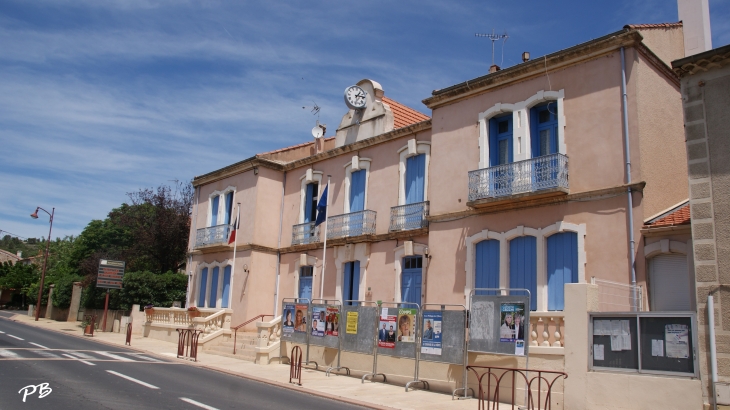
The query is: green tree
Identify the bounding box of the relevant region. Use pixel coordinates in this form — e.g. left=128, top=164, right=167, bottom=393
left=0, top=261, right=39, bottom=306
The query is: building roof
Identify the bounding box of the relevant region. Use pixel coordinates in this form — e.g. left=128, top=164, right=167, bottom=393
left=644, top=200, right=690, bottom=228
left=624, top=22, right=683, bottom=30
left=672, top=43, right=730, bottom=77
left=0, top=249, right=21, bottom=264
left=382, top=96, right=430, bottom=129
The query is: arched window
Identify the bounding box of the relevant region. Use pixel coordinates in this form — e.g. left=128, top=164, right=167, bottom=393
left=546, top=231, right=578, bottom=310
left=509, top=236, right=537, bottom=311
left=475, top=239, right=500, bottom=295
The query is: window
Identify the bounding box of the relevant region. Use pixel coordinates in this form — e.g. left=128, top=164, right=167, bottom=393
left=343, top=261, right=360, bottom=305
left=349, top=170, right=366, bottom=212
left=490, top=114, right=513, bottom=166
left=304, top=183, right=319, bottom=223
left=475, top=240, right=500, bottom=296
left=405, top=154, right=426, bottom=204
left=530, top=102, right=559, bottom=157
left=198, top=268, right=208, bottom=308
left=224, top=191, right=234, bottom=225
left=509, top=236, right=537, bottom=311
left=206, top=187, right=236, bottom=228
left=649, top=254, right=691, bottom=311
left=209, top=266, right=219, bottom=308
left=299, top=266, right=314, bottom=301
left=210, top=196, right=220, bottom=226
left=221, top=265, right=231, bottom=308
left=546, top=232, right=578, bottom=310
left=401, top=256, right=423, bottom=305
left=197, top=263, right=233, bottom=309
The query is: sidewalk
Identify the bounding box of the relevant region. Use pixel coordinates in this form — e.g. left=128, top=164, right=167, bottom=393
left=6, top=313, right=498, bottom=410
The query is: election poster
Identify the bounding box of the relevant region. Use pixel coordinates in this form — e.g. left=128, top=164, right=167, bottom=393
left=294, top=304, right=308, bottom=333
left=499, top=303, right=526, bottom=343
left=665, top=324, right=690, bottom=359
left=325, top=306, right=339, bottom=336
left=282, top=304, right=295, bottom=336
left=421, top=312, right=442, bottom=355
left=311, top=306, right=326, bottom=337
left=378, top=315, right=397, bottom=348
left=346, top=311, right=358, bottom=334
left=397, top=308, right=417, bottom=343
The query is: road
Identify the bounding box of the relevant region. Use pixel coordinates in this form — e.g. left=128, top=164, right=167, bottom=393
left=0, top=311, right=365, bottom=410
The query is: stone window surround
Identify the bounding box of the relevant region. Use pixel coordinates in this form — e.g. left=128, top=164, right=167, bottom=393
left=343, top=157, right=372, bottom=213
left=298, top=170, right=324, bottom=224
left=293, top=254, right=318, bottom=299
left=397, top=140, right=431, bottom=205
left=464, top=221, right=586, bottom=311
left=478, top=89, right=566, bottom=169
left=196, top=260, right=233, bottom=308
left=206, top=186, right=236, bottom=227
left=393, top=242, right=429, bottom=304
left=334, top=243, right=370, bottom=302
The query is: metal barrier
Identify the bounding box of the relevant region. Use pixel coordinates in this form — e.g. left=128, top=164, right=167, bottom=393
left=281, top=298, right=318, bottom=369
left=290, top=345, right=303, bottom=385
left=125, top=322, right=132, bottom=346
left=308, top=299, right=350, bottom=377
left=83, top=315, right=96, bottom=337
left=176, top=328, right=203, bottom=361
left=467, top=365, right=567, bottom=410
left=232, top=314, right=273, bottom=354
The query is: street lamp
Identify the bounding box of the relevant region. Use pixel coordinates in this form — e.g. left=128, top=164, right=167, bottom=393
left=30, top=206, right=54, bottom=322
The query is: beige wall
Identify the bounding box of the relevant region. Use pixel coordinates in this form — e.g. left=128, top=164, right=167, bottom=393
left=635, top=27, right=685, bottom=66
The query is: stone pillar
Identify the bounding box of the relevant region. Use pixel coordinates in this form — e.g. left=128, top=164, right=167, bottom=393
left=563, top=283, right=598, bottom=410
left=67, top=282, right=82, bottom=322
left=130, top=304, right=145, bottom=335
left=44, top=285, right=55, bottom=320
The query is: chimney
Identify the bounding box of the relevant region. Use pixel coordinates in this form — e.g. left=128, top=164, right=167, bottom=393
left=489, top=64, right=501, bottom=73
left=678, top=0, right=712, bottom=56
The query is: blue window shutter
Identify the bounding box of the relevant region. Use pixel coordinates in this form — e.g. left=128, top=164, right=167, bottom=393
left=211, top=196, right=219, bottom=226
left=530, top=106, right=540, bottom=157
left=509, top=236, right=537, bottom=311
left=406, top=154, right=426, bottom=204
left=489, top=118, right=499, bottom=167
left=350, top=170, right=366, bottom=212
left=209, top=267, right=219, bottom=308
left=547, top=232, right=578, bottom=310
left=298, top=267, right=313, bottom=301
left=343, top=262, right=352, bottom=303
left=475, top=240, right=500, bottom=295
left=224, top=192, right=233, bottom=225
left=401, top=256, right=423, bottom=304
left=304, top=184, right=315, bottom=223
left=352, top=261, right=361, bottom=301
left=531, top=103, right=559, bottom=157
left=198, top=268, right=208, bottom=308
left=221, top=266, right=231, bottom=308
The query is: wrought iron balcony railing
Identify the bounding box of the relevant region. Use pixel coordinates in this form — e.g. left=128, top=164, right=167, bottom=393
left=195, top=224, right=231, bottom=248
left=390, top=201, right=429, bottom=232
left=468, top=153, right=569, bottom=202
left=327, top=210, right=376, bottom=239
left=291, top=221, right=320, bottom=245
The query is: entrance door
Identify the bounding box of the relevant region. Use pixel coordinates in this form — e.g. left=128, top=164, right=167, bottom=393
left=299, top=266, right=313, bottom=302
left=489, top=115, right=514, bottom=195
left=401, top=256, right=423, bottom=305
left=343, top=261, right=360, bottom=305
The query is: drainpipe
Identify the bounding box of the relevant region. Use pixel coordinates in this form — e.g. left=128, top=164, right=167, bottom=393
left=709, top=294, right=718, bottom=410
left=273, top=171, right=286, bottom=317
left=620, top=47, right=638, bottom=309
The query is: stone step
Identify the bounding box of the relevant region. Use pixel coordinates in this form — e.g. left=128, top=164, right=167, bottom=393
left=204, top=346, right=257, bottom=361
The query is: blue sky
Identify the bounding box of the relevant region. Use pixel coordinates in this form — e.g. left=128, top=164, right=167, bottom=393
left=1, top=0, right=729, bottom=240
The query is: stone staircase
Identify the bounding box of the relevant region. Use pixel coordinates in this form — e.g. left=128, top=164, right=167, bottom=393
left=203, top=331, right=259, bottom=361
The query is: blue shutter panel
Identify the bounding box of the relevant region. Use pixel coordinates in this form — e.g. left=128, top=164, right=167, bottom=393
left=475, top=240, right=500, bottom=295
left=343, top=262, right=352, bottom=303
left=352, top=261, right=361, bottom=301
left=304, top=184, right=315, bottom=223
left=221, top=266, right=231, bottom=308
left=224, top=192, right=233, bottom=225
left=298, top=267, right=313, bottom=301
left=209, top=267, right=219, bottom=308
left=406, top=154, right=426, bottom=204
left=547, top=232, right=578, bottom=310
left=509, top=236, right=537, bottom=311
left=211, top=196, right=219, bottom=226
left=350, top=170, right=366, bottom=212
left=198, top=268, right=208, bottom=308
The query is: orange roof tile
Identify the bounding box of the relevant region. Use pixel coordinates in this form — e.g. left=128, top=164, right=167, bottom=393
left=624, top=22, right=683, bottom=30
left=257, top=136, right=335, bottom=156
left=382, top=96, right=430, bottom=129
left=645, top=201, right=690, bottom=228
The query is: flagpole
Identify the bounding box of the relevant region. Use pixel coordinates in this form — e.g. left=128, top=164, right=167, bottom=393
left=229, top=203, right=240, bottom=305
left=319, top=176, right=331, bottom=299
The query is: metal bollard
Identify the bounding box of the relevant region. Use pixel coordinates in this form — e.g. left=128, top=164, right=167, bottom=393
left=125, top=322, right=132, bottom=346
left=289, top=345, right=303, bottom=386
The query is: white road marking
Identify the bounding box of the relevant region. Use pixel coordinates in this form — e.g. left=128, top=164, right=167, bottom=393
left=0, top=330, right=5, bottom=333
left=29, top=342, right=49, bottom=349
left=180, top=398, right=220, bottom=410
left=0, top=349, right=21, bottom=358
left=95, top=351, right=133, bottom=361
left=62, top=353, right=95, bottom=366
left=106, top=370, right=159, bottom=389
left=129, top=353, right=162, bottom=362
left=65, top=351, right=95, bottom=360
left=32, top=350, right=60, bottom=359
left=7, top=334, right=24, bottom=340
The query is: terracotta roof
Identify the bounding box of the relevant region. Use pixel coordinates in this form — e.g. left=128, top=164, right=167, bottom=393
left=257, top=136, right=334, bottom=156
left=645, top=200, right=690, bottom=228
left=382, top=96, right=430, bottom=129
left=624, top=22, right=682, bottom=30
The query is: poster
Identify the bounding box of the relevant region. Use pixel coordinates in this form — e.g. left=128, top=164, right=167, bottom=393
left=294, top=304, right=308, bottom=333
left=665, top=324, right=689, bottom=359
left=346, top=311, right=358, bottom=334
left=397, top=308, right=416, bottom=343
left=311, top=306, right=325, bottom=337
left=499, top=303, right=525, bottom=343
left=325, top=306, right=339, bottom=336
left=470, top=300, right=495, bottom=341
left=594, top=344, right=605, bottom=361
left=515, top=340, right=525, bottom=356
left=378, top=315, right=397, bottom=348
left=421, top=312, right=442, bottom=355
left=652, top=339, right=664, bottom=357
left=282, top=304, right=296, bottom=336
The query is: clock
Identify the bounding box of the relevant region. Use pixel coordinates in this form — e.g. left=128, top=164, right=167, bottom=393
left=344, top=85, right=367, bottom=110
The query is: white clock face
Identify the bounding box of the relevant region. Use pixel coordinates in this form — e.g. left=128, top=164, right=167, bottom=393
left=344, top=85, right=367, bottom=110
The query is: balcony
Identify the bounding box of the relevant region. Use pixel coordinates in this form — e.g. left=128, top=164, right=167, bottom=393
left=467, top=153, right=569, bottom=208
left=195, top=224, right=231, bottom=248
left=389, top=201, right=429, bottom=232
left=327, top=210, right=376, bottom=240
left=291, top=221, right=320, bottom=246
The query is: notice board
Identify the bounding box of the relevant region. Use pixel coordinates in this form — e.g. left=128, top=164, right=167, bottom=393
left=97, top=259, right=125, bottom=289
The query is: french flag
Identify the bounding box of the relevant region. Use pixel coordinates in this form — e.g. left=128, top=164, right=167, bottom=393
left=228, top=216, right=239, bottom=244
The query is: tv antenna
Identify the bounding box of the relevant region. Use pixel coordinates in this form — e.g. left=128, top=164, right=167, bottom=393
left=475, top=29, right=509, bottom=66
left=303, top=101, right=321, bottom=117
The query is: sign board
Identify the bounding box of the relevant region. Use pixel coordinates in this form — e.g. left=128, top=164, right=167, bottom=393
left=469, top=294, right=530, bottom=356
left=97, top=259, right=126, bottom=289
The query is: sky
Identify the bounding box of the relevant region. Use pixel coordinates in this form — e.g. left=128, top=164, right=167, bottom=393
left=1, top=0, right=729, bottom=241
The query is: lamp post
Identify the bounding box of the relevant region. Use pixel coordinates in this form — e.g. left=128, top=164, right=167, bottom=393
left=30, top=207, right=54, bottom=321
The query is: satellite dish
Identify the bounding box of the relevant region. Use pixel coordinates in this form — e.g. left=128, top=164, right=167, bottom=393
left=312, top=126, right=324, bottom=139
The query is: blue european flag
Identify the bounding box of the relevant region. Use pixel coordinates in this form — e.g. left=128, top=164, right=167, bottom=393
left=314, top=184, right=328, bottom=227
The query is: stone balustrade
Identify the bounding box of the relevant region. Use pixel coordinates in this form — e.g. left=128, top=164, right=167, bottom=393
left=254, top=315, right=282, bottom=365
left=528, top=312, right=565, bottom=355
